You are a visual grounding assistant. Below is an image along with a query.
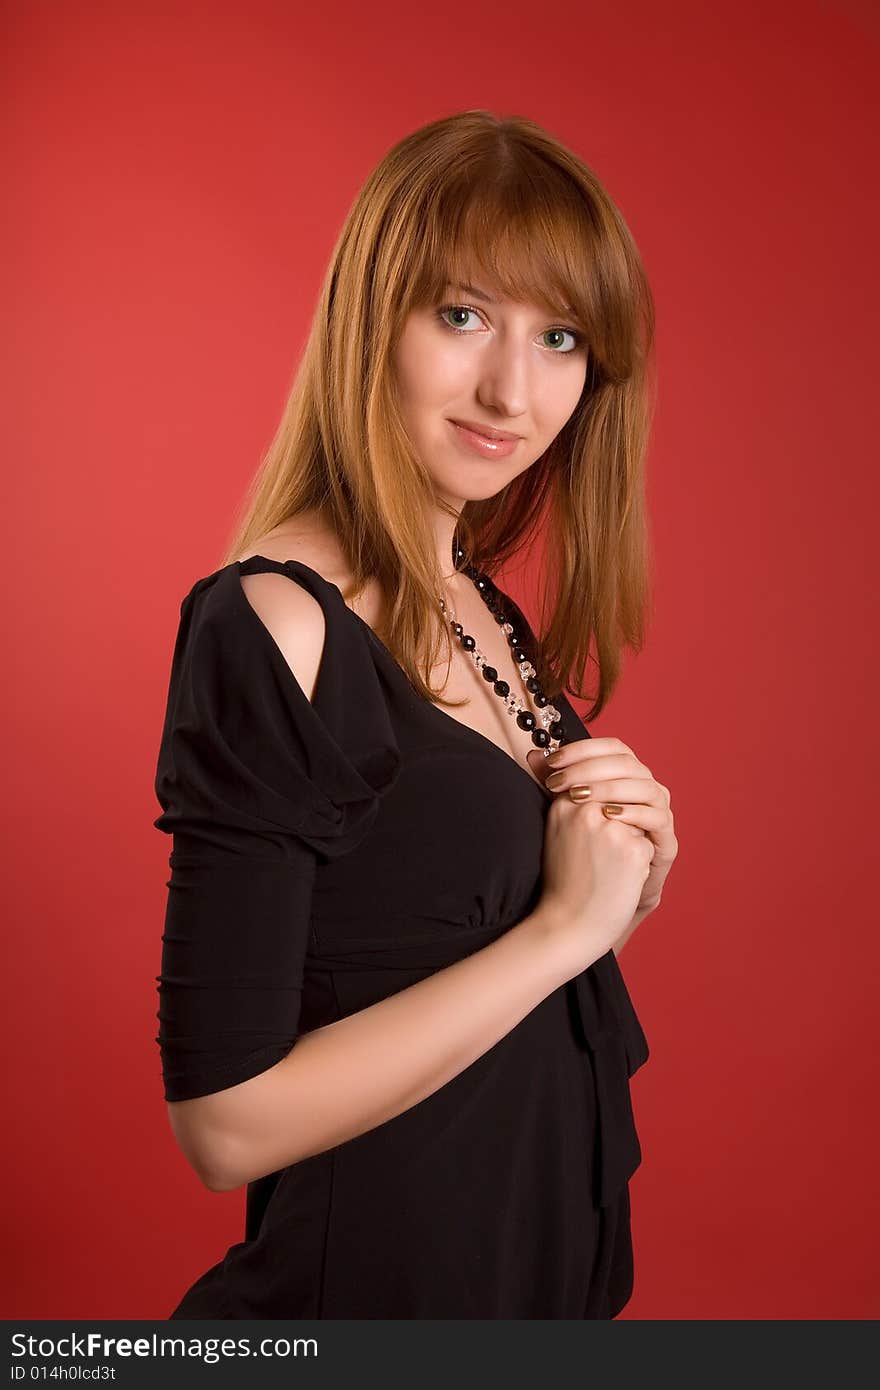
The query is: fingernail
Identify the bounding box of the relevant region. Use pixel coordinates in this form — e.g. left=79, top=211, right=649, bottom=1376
left=569, top=785, right=592, bottom=802
left=603, top=804, right=624, bottom=816
left=546, top=770, right=566, bottom=789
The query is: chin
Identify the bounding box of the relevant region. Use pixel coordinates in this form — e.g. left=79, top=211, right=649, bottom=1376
left=434, top=476, right=507, bottom=507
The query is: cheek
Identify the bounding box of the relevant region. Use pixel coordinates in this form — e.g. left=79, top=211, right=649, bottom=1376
left=539, top=367, right=586, bottom=437
left=412, top=346, right=471, bottom=405
left=394, top=327, right=473, bottom=408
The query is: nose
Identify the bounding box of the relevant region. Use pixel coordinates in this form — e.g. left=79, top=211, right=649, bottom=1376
left=474, top=333, right=529, bottom=422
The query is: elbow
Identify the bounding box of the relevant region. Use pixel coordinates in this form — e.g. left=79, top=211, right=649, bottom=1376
left=164, top=1052, right=300, bottom=1191
left=167, top=1100, right=246, bottom=1193
left=195, top=1139, right=243, bottom=1192
left=201, top=1164, right=243, bottom=1194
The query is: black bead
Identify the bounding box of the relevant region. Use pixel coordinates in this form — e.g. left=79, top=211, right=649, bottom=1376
left=445, top=561, right=561, bottom=759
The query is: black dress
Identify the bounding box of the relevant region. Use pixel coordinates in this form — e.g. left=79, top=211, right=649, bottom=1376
left=153, top=555, right=650, bottom=1320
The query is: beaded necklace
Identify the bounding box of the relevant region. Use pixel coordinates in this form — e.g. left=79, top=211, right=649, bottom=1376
left=439, top=540, right=568, bottom=758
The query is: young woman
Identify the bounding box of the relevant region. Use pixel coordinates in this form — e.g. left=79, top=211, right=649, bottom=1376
left=153, top=109, right=678, bottom=1320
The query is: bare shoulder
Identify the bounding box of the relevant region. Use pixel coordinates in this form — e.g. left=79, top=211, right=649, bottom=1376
left=233, top=515, right=339, bottom=704
left=238, top=571, right=326, bottom=705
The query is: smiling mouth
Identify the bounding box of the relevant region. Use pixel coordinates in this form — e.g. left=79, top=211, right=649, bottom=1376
left=449, top=418, right=522, bottom=442
left=448, top=419, right=522, bottom=459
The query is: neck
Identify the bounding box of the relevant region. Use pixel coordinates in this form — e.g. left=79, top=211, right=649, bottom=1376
left=429, top=507, right=461, bottom=583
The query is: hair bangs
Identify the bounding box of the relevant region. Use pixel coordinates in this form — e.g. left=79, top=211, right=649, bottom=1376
left=404, top=164, right=602, bottom=343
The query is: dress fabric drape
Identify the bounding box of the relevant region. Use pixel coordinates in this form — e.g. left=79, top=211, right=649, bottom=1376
left=153, top=556, right=650, bottom=1320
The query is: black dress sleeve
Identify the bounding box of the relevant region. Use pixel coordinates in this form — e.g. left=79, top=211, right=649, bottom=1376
left=152, top=558, right=401, bottom=1103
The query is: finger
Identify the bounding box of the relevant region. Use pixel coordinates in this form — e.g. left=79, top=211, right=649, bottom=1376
left=538, top=754, right=654, bottom=787
left=541, top=745, right=642, bottom=770
left=536, top=744, right=641, bottom=775
left=594, top=803, right=670, bottom=831
left=555, top=778, right=668, bottom=809
left=600, top=808, right=676, bottom=863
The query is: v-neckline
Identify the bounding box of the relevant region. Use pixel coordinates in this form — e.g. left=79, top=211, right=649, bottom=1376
left=347, top=604, right=552, bottom=802
left=235, top=556, right=552, bottom=802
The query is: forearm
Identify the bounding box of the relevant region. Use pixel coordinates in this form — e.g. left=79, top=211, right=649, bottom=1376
left=203, top=907, right=580, bottom=1191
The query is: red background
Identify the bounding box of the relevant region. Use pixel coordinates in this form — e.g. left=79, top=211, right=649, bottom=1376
left=4, top=0, right=878, bottom=1320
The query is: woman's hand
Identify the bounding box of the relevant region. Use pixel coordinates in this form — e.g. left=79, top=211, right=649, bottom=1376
left=528, top=737, right=678, bottom=917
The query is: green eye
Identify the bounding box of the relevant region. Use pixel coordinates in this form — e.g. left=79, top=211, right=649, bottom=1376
left=541, top=327, right=581, bottom=353
left=438, top=305, right=480, bottom=331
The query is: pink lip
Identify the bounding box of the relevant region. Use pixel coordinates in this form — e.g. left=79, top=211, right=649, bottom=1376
left=449, top=418, right=522, bottom=441
left=448, top=419, right=522, bottom=459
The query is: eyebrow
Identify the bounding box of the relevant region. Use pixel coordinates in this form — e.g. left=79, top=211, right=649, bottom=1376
left=447, top=282, right=499, bottom=304
left=446, top=282, right=576, bottom=315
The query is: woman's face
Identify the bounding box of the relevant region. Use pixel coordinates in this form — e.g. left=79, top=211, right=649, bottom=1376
left=392, top=279, right=588, bottom=508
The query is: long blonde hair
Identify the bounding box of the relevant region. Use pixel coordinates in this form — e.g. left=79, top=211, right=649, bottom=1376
left=222, top=109, right=656, bottom=721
